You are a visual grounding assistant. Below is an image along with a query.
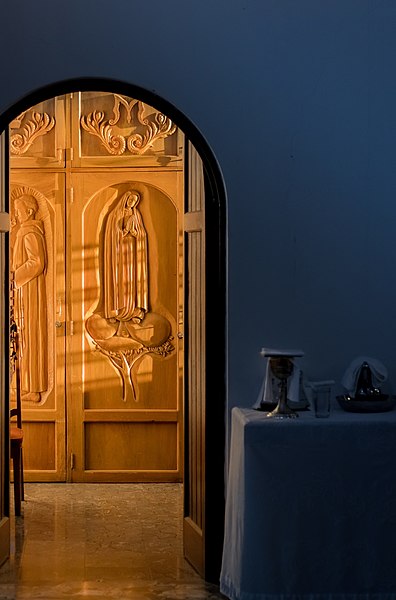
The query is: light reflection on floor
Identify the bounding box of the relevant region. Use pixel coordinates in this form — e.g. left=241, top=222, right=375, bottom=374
left=0, top=483, right=226, bottom=599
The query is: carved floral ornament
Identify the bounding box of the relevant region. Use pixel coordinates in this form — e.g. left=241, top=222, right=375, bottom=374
left=10, top=110, right=55, bottom=155
left=80, top=94, right=177, bottom=156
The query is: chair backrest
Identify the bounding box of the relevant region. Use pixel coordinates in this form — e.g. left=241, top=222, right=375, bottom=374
left=10, top=276, right=22, bottom=430
left=10, top=322, right=22, bottom=429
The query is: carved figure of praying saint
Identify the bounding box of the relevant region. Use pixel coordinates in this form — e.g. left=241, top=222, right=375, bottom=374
left=12, top=194, right=48, bottom=402
left=103, top=190, right=148, bottom=324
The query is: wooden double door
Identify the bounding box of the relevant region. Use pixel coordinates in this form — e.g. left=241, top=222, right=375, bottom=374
left=9, top=93, right=188, bottom=483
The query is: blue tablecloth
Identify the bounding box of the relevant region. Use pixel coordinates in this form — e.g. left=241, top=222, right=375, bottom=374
left=220, top=406, right=396, bottom=600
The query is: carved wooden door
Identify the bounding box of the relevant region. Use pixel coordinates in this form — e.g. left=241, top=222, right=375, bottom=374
left=9, top=93, right=184, bottom=483
left=68, top=171, right=184, bottom=482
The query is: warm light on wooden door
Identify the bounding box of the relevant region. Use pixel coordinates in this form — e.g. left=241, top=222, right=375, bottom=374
left=9, top=93, right=185, bottom=483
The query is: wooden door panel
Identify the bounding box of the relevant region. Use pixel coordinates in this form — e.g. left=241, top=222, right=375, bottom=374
left=22, top=422, right=56, bottom=470
left=69, top=171, right=184, bottom=482
left=85, top=422, right=178, bottom=470
left=9, top=171, right=66, bottom=481
left=183, top=143, right=206, bottom=575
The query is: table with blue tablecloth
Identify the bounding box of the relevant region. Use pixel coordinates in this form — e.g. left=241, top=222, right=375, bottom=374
left=220, top=406, right=396, bottom=600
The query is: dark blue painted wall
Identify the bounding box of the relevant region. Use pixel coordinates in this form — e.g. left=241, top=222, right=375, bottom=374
left=2, top=0, right=396, bottom=410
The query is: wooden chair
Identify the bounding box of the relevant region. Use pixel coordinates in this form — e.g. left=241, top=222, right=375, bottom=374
left=10, top=320, right=24, bottom=516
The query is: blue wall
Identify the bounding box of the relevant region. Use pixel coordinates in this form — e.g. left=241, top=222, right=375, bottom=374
left=2, top=0, right=396, bottom=410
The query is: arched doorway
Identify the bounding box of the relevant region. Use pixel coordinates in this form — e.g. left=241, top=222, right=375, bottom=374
left=0, top=78, right=227, bottom=583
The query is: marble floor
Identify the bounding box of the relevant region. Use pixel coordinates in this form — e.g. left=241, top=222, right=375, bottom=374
left=0, top=484, right=226, bottom=600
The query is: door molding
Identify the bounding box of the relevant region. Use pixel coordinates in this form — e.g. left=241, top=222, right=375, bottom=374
left=0, top=78, right=227, bottom=583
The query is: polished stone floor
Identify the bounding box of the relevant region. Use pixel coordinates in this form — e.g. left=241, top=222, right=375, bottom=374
left=0, top=484, right=226, bottom=599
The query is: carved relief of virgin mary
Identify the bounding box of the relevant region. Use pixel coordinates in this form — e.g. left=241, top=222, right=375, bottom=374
left=86, top=185, right=174, bottom=402
left=103, top=190, right=149, bottom=324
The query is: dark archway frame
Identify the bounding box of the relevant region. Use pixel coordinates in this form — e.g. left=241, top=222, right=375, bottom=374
left=0, top=77, right=227, bottom=582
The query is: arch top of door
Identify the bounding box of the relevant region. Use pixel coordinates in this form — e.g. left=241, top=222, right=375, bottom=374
left=1, top=76, right=228, bottom=583
left=0, top=77, right=227, bottom=207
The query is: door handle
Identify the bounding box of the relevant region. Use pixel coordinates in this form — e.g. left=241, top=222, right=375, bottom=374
left=55, top=296, right=63, bottom=328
